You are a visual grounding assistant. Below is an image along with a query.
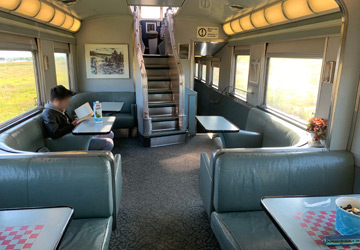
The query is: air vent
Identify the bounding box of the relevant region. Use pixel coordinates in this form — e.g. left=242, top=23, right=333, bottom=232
left=230, top=5, right=246, bottom=11
left=58, top=0, right=78, bottom=6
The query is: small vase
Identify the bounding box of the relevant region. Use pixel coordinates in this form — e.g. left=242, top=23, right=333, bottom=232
left=320, top=140, right=326, bottom=146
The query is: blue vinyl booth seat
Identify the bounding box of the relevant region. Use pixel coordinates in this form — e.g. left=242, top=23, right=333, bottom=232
left=200, top=149, right=358, bottom=250
left=0, top=114, right=92, bottom=153
left=216, top=108, right=308, bottom=149
left=67, top=92, right=137, bottom=130
left=0, top=152, right=123, bottom=250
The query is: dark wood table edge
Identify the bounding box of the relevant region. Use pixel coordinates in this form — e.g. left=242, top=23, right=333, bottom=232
left=0, top=206, right=74, bottom=250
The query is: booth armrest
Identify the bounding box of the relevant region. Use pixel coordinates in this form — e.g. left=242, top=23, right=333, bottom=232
left=199, top=152, right=213, bottom=216
left=45, top=133, right=93, bottom=152
left=131, top=104, right=137, bottom=117
left=114, top=154, right=122, bottom=216
left=221, top=131, right=262, bottom=149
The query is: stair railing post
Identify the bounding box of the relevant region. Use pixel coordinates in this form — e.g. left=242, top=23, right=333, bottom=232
left=133, top=8, right=152, bottom=137
left=165, top=9, right=187, bottom=132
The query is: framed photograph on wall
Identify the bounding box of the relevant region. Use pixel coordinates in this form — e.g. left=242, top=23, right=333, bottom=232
left=323, top=61, right=336, bottom=83
left=85, top=44, right=129, bottom=79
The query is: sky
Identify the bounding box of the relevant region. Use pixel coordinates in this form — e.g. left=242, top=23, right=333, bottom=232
left=0, top=51, right=32, bottom=59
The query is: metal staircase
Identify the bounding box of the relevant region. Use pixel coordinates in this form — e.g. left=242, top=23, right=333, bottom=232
left=134, top=8, right=187, bottom=147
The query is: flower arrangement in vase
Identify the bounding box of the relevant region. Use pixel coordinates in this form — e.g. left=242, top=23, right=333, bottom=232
left=306, top=117, right=328, bottom=146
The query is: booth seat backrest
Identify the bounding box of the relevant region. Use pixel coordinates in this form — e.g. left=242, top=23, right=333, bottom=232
left=213, top=150, right=355, bottom=213
left=246, top=108, right=307, bottom=147
left=0, top=154, right=113, bottom=219
left=0, top=114, right=46, bottom=152
left=67, top=92, right=136, bottom=118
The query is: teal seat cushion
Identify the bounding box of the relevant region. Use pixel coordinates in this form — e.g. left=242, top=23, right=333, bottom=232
left=211, top=211, right=291, bottom=250
left=59, top=218, right=112, bottom=250
left=107, top=113, right=136, bottom=129
left=0, top=114, right=46, bottom=152
left=245, top=108, right=307, bottom=147
left=66, top=92, right=136, bottom=129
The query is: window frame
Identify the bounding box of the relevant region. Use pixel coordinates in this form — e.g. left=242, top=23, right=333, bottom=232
left=194, top=62, right=199, bottom=79
left=0, top=49, right=42, bottom=130
left=211, top=65, right=220, bottom=90
left=232, top=52, right=251, bottom=102
left=262, top=54, right=324, bottom=126
left=54, top=52, right=71, bottom=89
left=200, top=62, right=207, bottom=83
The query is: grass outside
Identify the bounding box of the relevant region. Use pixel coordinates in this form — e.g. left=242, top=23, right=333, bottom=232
left=0, top=59, right=68, bottom=124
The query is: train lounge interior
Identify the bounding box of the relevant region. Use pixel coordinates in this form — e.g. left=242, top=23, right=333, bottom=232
left=0, top=0, right=360, bottom=249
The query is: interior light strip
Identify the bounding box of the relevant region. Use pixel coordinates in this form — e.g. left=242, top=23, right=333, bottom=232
left=0, top=0, right=81, bottom=32
left=223, top=0, right=339, bottom=36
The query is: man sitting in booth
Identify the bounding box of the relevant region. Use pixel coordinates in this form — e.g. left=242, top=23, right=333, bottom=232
left=42, top=85, right=114, bottom=151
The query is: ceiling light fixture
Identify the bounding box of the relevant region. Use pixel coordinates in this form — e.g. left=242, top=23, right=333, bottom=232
left=0, top=0, right=81, bottom=32
left=223, top=0, right=339, bottom=36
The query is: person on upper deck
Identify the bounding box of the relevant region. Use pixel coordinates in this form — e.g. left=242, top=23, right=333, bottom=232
left=42, top=85, right=114, bottom=151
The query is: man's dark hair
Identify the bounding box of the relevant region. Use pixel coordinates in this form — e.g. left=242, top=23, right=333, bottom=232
left=50, top=85, right=74, bottom=101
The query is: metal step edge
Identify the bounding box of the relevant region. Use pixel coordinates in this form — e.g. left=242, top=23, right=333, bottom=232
left=148, top=90, right=173, bottom=94
left=151, top=116, right=179, bottom=122
left=146, top=66, right=170, bottom=70
left=148, top=78, right=172, bottom=82
left=143, top=54, right=170, bottom=58
left=149, top=103, right=176, bottom=108
left=150, top=130, right=186, bottom=138
left=150, top=133, right=187, bottom=147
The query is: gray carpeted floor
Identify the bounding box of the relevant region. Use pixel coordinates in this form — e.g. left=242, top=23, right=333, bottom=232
left=109, top=134, right=221, bottom=250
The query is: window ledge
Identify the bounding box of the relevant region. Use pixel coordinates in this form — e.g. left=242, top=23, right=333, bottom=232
left=0, top=107, right=43, bottom=133
left=230, top=92, right=247, bottom=102
left=259, top=106, right=307, bottom=130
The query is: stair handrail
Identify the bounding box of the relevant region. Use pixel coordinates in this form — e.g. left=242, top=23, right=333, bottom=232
left=164, top=9, right=187, bottom=132
left=133, top=7, right=152, bottom=136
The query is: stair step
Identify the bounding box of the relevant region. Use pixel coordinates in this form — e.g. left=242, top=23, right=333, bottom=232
left=143, top=54, right=170, bottom=58
left=148, top=88, right=173, bottom=94
left=150, top=129, right=186, bottom=138
left=146, top=65, right=170, bottom=70
left=148, top=77, right=171, bottom=82
left=151, top=116, right=179, bottom=122
left=149, top=102, right=176, bottom=108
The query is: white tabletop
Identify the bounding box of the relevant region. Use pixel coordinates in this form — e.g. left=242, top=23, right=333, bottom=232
left=261, top=195, right=360, bottom=249
left=72, top=116, right=116, bottom=135
left=0, top=207, right=73, bottom=250
left=196, top=115, right=239, bottom=133
left=101, top=102, right=124, bottom=112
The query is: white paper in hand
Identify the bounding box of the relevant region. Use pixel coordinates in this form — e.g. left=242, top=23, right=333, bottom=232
left=74, top=102, right=94, bottom=122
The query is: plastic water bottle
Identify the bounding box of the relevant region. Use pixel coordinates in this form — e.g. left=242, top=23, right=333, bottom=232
left=93, top=101, right=103, bottom=123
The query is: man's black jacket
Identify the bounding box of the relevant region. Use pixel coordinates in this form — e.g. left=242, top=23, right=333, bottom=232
left=42, top=102, right=74, bottom=139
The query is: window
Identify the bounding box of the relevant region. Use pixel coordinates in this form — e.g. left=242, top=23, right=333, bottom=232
left=140, top=7, right=161, bottom=19
left=265, top=57, right=323, bottom=122
left=54, top=53, right=69, bottom=89
left=201, top=64, right=207, bottom=82
left=0, top=50, right=38, bottom=124
left=212, top=67, right=220, bottom=89
left=233, top=55, right=250, bottom=100
left=195, top=63, right=199, bottom=78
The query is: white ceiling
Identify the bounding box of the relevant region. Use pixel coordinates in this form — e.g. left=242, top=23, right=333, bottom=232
left=178, top=0, right=266, bottom=23
left=54, top=0, right=267, bottom=23
left=126, top=0, right=185, bottom=7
